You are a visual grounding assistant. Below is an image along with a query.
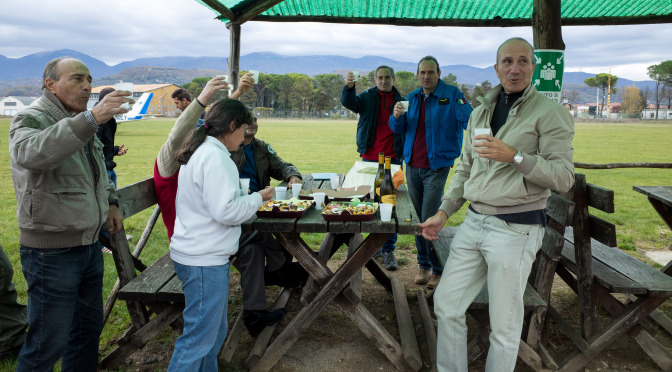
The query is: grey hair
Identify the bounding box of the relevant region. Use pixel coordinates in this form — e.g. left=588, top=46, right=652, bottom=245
left=375, top=65, right=395, bottom=77
left=496, top=38, right=534, bottom=64
left=41, top=57, right=74, bottom=89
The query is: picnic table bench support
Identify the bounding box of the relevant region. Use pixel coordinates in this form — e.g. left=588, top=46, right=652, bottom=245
left=253, top=232, right=418, bottom=372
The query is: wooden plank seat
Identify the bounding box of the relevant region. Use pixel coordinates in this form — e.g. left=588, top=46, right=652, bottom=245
left=553, top=174, right=672, bottom=372
left=420, top=191, right=574, bottom=371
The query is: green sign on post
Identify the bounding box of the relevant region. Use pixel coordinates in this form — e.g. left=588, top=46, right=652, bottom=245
left=533, top=50, right=564, bottom=102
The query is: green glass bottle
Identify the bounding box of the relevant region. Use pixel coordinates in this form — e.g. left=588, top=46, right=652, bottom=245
left=373, top=152, right=384, bottom=202
left=379, top=156, right=396, bottom=206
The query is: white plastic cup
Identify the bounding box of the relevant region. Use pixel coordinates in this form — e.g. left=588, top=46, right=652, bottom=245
left=239, top=178, right=250, bottom=194
left=330, top=174, right=339, bottom=190
left=400, top=101, right=409, bottom=111
left=274, top=186, right=287, bottom=200
left=313, top=192, right=326, bottom=210
left=249, top=70, right=260, bottom=84
left=352, top=71, right=359, bottom=82
left=291, top=183, right=302, bottom=198
left=216, top=74, right=228, bottom=83
left=380, top=203, right=393, bottom=222
left=114, top=82, right=133, bottom=110
left=473, top=128, right=490, bottom=143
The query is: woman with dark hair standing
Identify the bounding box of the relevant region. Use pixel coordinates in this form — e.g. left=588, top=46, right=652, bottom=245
left=167, top=99, right=274, bottom=371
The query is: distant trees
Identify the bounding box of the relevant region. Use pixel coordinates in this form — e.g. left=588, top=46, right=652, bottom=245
left=620, top=84, right=644, bottom=118
left=178, top=69, right=495, bottom=117
left=646, top=60, right=672, bottom=119
left=584, top=73, right=618, bottom=117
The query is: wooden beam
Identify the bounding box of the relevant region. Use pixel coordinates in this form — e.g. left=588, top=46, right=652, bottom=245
left=252, top=15, right=533, bottom=27
left=231, top=0, right=286, bottom=25
left=201, top=0, right=236, bottom=22
left=228, top=23, right=241, bottom=93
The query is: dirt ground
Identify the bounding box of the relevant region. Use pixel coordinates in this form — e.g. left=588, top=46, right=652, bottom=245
left=109, top=245, right=672, bottom=372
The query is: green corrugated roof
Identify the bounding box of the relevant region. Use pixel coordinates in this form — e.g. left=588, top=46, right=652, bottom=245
left=198, top=0, right=672, bottom=25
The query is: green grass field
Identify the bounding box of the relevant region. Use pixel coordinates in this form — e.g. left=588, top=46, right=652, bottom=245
left=1, top=117, right=671, bottom=369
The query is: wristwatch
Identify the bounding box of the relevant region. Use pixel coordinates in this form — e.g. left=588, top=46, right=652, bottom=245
left=512, top=150, right=524, bottom=166
left=109, top=199, right=120, bottom=208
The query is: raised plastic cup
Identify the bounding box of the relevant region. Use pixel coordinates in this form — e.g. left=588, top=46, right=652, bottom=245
left=352, top=71, right=359, bottom=82
left=114, top=82, right=133, bottom=110
left=313, top=192, right=326, bottom=210
left=239, top=178, right=250, bottom=194
left=275, top=186, right=287, bottom=200
left=249, top=70, right=260, bottom=84
left=291, top=183, right=302, bottom=198
left=379, top=203, right=393, bottom=222
left=400, top=100, right=409, bottom=111
left=216, top=74, right=228, bottom=83
left=330, top=174, right=339, bottom=190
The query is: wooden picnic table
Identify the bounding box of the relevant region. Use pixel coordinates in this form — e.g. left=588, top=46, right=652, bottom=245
left=246, top=173, right=423, bottom=371
left=633, top=186, right=672, bottom=255
left=105, top=173, right=423, bottom=371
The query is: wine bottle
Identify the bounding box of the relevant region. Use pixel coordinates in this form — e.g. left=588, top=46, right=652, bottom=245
left=373, top=152, right=384, bottom=202
left=379, top=156, right=396, bottom=206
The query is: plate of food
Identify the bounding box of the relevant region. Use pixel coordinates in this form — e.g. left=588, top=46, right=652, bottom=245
left=321, top=201, right=378, bottom=221
left=257, top=199, right=314, bottom=218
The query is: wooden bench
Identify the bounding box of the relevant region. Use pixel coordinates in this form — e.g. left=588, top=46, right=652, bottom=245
left=420, top=191, right=574, bottom=371
left=553, top=174, right=672, bottom=371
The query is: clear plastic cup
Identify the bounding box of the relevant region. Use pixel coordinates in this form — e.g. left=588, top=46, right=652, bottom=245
left=379, top=203, right=393, bottom=222
left=114, top=82, right=133, bottom=110
left=291, top=183, right=302, bottom=198
left=400, top=101, right=409, bottom=111
left=249, top=70, right=260, bottom=84
left=352, top=71, right=359, bottom=82
left=216, top=74, right=228, bottom=83
left=313, top=192, right=326, bottom=210
left=473, top=128, right=490, bottom=143
left=239, top=178, right=250, bottom=194
left=274, top=186, right=287, bottom=200
left=330, top=174, right=339, bottom=190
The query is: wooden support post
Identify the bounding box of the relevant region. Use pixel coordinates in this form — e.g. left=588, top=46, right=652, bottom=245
left=227, top=23, right=241, bottom=93
left=532, top=0, right=565, bottom=50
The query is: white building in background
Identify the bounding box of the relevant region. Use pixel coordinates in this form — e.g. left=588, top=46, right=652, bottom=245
left=1, top=96, right=37, bottom=116
left=641, top=107, right=672, bottom=120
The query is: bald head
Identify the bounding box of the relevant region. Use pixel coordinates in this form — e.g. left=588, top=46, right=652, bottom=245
left=496, top=38, right=534, bottom=64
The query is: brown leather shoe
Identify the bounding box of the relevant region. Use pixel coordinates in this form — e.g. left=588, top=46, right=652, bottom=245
left=426, top=274, right=441, bottom=290
left=414, top=268, right=431, bottom=284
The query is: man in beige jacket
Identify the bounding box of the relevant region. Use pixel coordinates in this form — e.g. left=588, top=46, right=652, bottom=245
left=419, top=38, right=575, bottom=372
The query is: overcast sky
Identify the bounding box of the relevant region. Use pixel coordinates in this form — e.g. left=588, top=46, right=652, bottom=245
left=2, top=0, right=670, bottom=81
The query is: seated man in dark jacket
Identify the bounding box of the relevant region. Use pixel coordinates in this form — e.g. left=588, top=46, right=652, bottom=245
left=230, top=117, right=307, bottom=336
left=341, top=65, right=405, bottom=270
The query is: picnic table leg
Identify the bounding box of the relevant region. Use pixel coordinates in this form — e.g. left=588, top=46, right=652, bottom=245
left=252, top=233, right=391, bottom=372
left=557, top=296, right=669, bottom=372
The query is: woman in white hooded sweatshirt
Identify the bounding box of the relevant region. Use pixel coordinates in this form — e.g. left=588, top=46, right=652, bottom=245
left=167, top=99, right=273, bottom=371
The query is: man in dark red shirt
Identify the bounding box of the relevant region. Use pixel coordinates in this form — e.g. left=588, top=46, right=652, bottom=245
left=341, top=66, right=405, bottom=270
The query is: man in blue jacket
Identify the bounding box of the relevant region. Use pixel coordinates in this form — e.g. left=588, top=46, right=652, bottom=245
left=389, top=56, right=472, bottom=289
left=341, top=65, right=405, bottom=270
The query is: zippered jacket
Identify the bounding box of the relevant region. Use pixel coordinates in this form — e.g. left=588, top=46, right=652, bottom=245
left=230, top=138, right=301, bottom=188
left=341, top=85, right=405, bottom=160
left=9, top=89, right=117, bottom=248
left=439, top=84, right=575, bottom=218
left=388, top=79, right=473, bottom=169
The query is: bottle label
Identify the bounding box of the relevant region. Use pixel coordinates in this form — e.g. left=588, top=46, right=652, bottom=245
left=381, top=195, right=396, bottom=206
left=376, top=187, right=380, bottom=196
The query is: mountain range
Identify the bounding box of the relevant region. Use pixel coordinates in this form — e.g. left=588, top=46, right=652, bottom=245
left=0, top=49, right=656, bottom=100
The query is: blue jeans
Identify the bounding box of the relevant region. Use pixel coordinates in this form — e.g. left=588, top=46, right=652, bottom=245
left=168, top=261, right=231, bottom=372
left=435, top=210, right=544, bottom=372
left=362, top=157, right=401, bottom=253
left=107, top=169, right=117, bottom=188
left=406, top=165, right=450, bottom=275
left=17, top=243, right=104, bottom=372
